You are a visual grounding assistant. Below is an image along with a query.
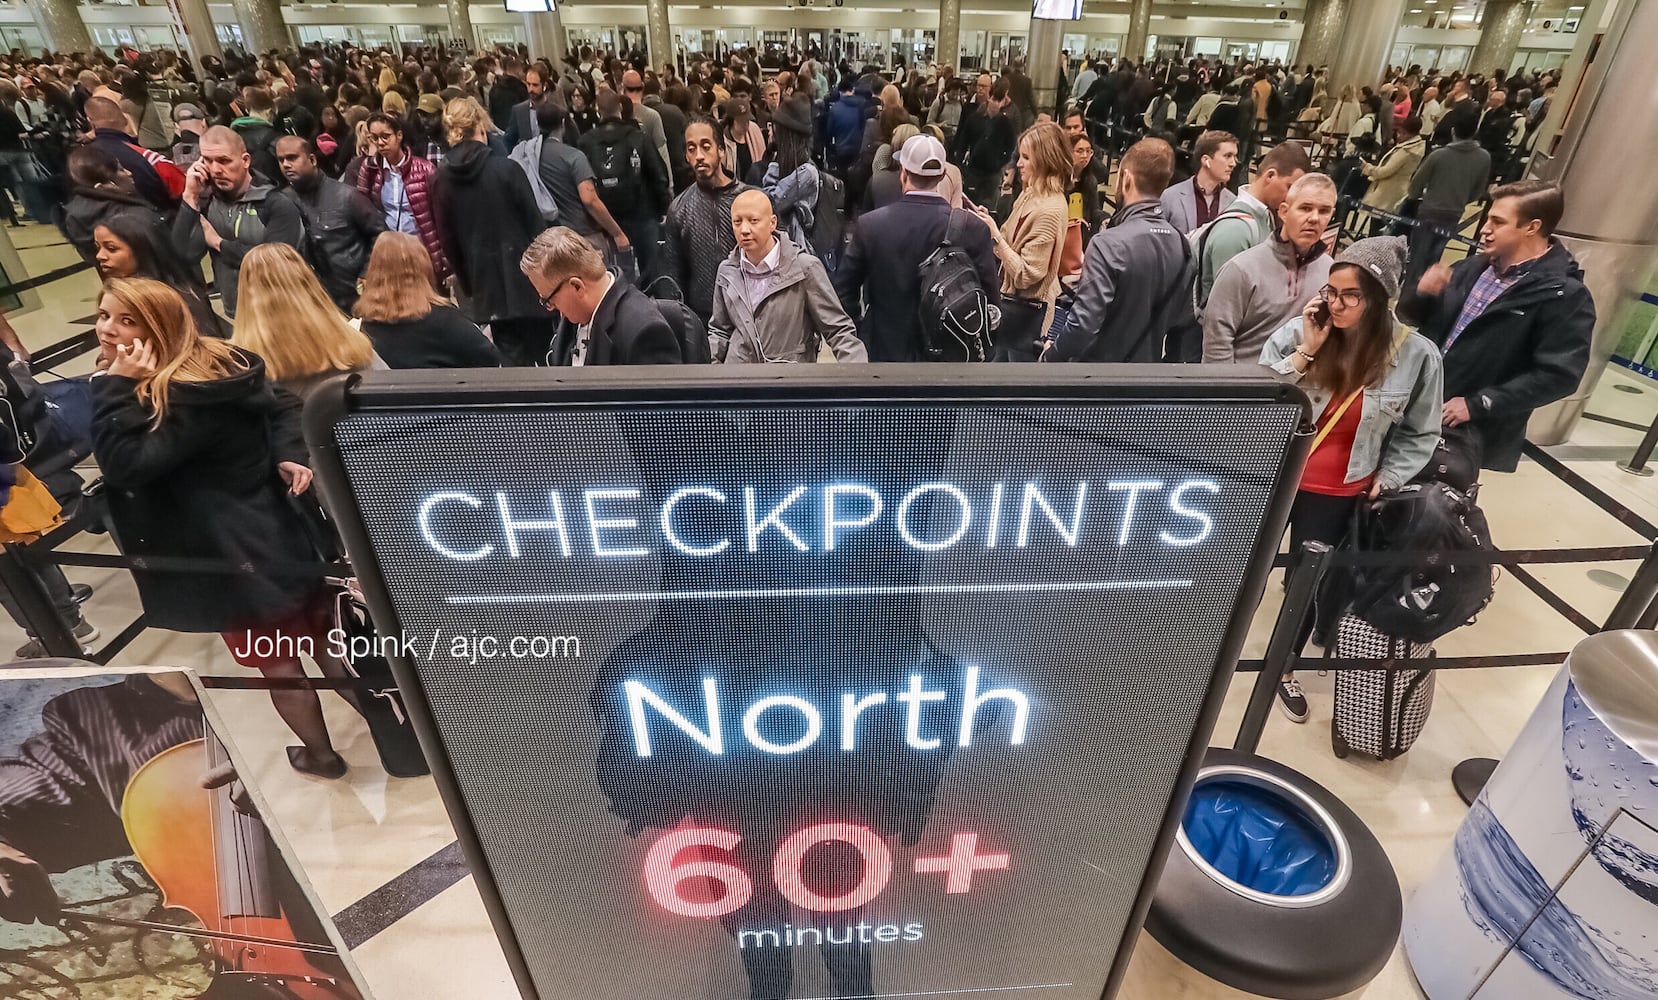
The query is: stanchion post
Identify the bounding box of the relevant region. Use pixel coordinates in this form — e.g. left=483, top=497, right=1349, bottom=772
left=0, top=543, right=82, bottom=658
left=1617, top=412, right=1658, bottom=477
left=1234, top=541, right=1333, bottom=755
left=1604, top=541, right=1658, bottom=630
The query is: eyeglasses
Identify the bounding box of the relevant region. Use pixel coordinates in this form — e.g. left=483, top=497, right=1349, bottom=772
left=1319, top=284, right=1366, bottom=308
left=539, top=275, right=575, bottom=311
left=367, top=132, right=397, bottom=145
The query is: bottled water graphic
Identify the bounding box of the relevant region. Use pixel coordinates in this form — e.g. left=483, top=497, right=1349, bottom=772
left=1562, top=684, right=1658, bottom=905
left=1448, top=682, right=1658, bottom=998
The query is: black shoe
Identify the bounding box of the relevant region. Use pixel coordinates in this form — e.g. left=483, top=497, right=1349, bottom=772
left=1277, top=676, right=1310, bottom=724
left=13, top=617, right=99, bottom=659
left=287, top=745, right=348, bottom=779
left=71, top=583, right=92, bottom=605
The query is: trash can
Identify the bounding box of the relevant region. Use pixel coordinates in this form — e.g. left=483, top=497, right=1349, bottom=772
left=1120, top=748, right=1403, bottom=1000
left=1404, top=630, right=1658, bottom=999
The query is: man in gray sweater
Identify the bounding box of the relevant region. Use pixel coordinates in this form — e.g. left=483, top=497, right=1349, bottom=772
left=1404, top=114, right=1491, bottom=290
left=1202, top=172, right=1337, bottom=364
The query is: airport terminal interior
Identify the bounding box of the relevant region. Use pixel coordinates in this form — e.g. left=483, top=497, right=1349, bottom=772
left=0, top=0, right=1656, bottom=998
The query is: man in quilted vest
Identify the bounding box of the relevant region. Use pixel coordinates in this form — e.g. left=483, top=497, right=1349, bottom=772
left=355, top=112, right=449, bottom=283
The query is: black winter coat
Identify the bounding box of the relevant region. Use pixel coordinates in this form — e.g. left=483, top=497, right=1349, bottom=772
left=433, top=140, right=549, bottom=324
left=282, top=175, right=386, bottom=312
left=91, top=351, right=323, bottom=632
left=1397, top=241, right=1594, bottom=472
left=548, top=277, right=683, bottom=366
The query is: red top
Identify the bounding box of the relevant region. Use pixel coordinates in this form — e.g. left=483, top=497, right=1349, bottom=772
left=1302, top=395, right=1374, bottom=496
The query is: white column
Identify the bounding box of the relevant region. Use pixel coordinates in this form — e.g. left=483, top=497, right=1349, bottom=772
left=525, top=10, right=567, bottom=68
left=1124, top=0, right=1152, bottom=64
left=29, top=0, right=94, bottom=55
left=1527, top=0, right=1658, bottom=445
left=165, top=0, right=223, bottom=73
left=1468, top=0, right=1535, bottom=78
left=937, top=0, right=961, bottom=73
left=645, top=0, right=672, bottom=76
left=230, top=0, right=289, bottom=55
left=446, top=0, right=475, bottom=50
left=1326, top=0, right=1407, bottom=100
left=1028, top=16, right=1065, bottom=119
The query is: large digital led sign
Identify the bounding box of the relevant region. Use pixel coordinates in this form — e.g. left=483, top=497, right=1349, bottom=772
left=308, top=367, right=1309, bottom=1000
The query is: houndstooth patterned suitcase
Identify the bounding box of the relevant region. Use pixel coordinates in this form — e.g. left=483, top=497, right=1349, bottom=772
left=1329, top=614, right=1436, bottom=760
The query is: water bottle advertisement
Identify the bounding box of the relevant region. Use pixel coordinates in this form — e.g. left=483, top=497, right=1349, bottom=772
left=308, top=370, right=1307, bottom=1000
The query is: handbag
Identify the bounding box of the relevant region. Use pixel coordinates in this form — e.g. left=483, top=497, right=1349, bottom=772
left=995, top=295, right=1048, bottom=356
left=1059, top=218, right=1085, bottom=276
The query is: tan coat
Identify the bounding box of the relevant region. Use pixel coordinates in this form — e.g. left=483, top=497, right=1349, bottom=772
left=994, top=190, right=1068, bottom=333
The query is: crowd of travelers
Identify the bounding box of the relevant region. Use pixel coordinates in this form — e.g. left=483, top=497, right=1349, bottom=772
left=0, top=36, right=1594, bottom=769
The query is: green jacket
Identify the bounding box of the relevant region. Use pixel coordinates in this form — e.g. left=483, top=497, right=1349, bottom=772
left=1194, top=189, right=1273, bottom=309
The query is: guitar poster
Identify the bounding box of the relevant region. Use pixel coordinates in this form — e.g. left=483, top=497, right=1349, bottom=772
left=0, top=666, right=370, bottom=1000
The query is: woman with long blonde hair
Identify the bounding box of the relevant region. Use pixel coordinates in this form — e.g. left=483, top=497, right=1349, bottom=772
left=973, top=121, right=1070, bottom=361
left=91, top=277, right=351, bottom=778
left=232, top=243, right=382, bottom=398
left=355, top=232, right=500, bottom=369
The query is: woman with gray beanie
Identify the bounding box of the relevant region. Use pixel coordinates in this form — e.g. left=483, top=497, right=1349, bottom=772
left=1258, top=234, right=1444, bottom=723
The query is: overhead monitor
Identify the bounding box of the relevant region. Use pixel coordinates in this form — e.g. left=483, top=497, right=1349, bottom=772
left=504, top=0, right=554, bottom=12
left=309, top=367, right=1309, bottom=1000
left=1033, top=0, right=1085, bottom=20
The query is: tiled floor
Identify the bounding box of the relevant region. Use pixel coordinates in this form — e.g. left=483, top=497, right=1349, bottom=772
left=4, top=220, right=1655, bottom=999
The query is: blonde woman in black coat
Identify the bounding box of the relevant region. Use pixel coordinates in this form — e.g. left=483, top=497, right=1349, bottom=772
left=91, top=277, right=349, bottom=778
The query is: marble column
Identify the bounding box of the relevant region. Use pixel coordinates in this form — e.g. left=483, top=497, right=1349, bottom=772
left=1526, top=0, right=1658, bottom=445
left=525, top=9, right=567, bottom=69
left=937, top=0, right=962, bottom=73
left=1296, top=0, right=1348, bottom=72
left=446, top=0, right=474, bottom=50
left=1326, top=0, right=1407, bottom=100
left=645, top=0, right=672, bottom=75
left=1468, top=0, right=1535, bottom=78
left=1028, top=15, right=1065, bottom=118
left=230, top=0, right=288, bottom=55
left=28, top=0, right=94, bottom=55
left=165, top=0, right=223, bottom=72
left=1123, top=0, right=1152, bottom=65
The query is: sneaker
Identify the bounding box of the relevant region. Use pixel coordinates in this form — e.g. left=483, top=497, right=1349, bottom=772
left=1277, top=676, right=1310, bottom=724
left=11, top=619, right=99, bottom=660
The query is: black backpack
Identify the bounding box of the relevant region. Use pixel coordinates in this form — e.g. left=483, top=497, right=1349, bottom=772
left=811, top=169, right=846, bottom=267
left=1318, top=483, right=1496, bottom=644
left=915, top=210, right=991, bottom=363
left=645, top=276, right=711, bottom=364
left=587, top=130, right=647, bottom=215
left=0, top=352, right=45, bottom=466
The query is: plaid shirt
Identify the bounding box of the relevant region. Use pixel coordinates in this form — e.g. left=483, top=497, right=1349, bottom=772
left=1444, top=258, right=1532, bottom=351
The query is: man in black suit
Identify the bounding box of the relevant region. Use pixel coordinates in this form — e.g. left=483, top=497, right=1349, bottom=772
left=503, top=65, right=548, bottom=150
left=834, top=135, right=1001, bottom=362
left=520, top=227, right=683, bottom=366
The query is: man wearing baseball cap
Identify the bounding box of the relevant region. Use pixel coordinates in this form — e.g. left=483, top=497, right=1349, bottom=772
left=834, top=134, right=1000, bottom=362
left=171, top=103, right=208, bottom=171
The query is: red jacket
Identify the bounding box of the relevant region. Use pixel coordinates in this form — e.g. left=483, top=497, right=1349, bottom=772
left=355, top=152, right=449, bottom=279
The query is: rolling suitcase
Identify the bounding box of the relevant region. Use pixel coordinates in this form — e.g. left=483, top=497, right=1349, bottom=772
left=1329, top=613, right=1435, bottom=760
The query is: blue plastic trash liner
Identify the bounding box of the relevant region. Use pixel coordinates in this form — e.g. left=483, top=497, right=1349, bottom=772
left=1182, top=778, right=1338, bottom=898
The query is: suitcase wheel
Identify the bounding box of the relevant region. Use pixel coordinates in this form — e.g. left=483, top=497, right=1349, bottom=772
left=1331, top=724, right=1350, bottom=759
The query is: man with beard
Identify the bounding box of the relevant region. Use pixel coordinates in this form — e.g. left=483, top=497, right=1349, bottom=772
left=277, top=136, right=385, bottom=313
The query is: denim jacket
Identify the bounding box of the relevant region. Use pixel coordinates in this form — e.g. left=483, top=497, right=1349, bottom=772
left=1261, top=318, right=1444, bottom=491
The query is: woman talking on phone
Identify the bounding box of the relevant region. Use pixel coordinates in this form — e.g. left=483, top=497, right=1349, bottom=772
left=1259, top=236, right=1443, bottom=723
left=91, top=277, right=350, bottom=777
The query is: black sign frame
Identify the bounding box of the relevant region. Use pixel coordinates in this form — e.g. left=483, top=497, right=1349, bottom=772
left=306, top=365, right=1311, bottom=1000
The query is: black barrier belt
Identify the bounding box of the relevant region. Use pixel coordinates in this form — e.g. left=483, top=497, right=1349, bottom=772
left=41, top=549, right=351, bottom=577
left=200, top=675, right=384, bottom=691
left=1337, top=196, right=1480, bottom=247
left=1506, top=564, right=1601, bottom=636
left=1269, top=543, right=1650, bottom=569
left=1583, top=411, right=1653, bottom=434
left=1523, top=440, right=1658, bottom=539
left=0, top=260, right=95, bottom=300
left=1236, top=651, right=1571, bottom=673
left=331, top=841, right=469, bottom=950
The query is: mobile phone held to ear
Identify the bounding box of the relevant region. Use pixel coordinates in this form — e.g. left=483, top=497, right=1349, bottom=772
left=1312, top=297, right=1331, bottom=327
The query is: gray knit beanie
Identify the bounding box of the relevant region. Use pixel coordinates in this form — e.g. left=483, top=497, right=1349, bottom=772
left=1334, top=235, right=1409, bottom=301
